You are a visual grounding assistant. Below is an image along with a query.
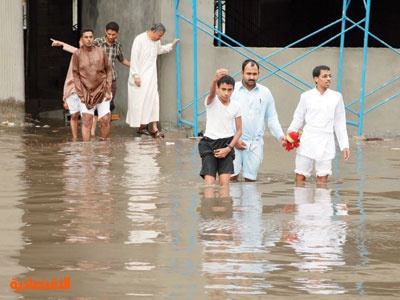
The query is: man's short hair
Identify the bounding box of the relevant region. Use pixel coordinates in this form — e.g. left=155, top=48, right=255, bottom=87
left=80, top=29, right=94, bottom=37
left=106, top=22, right=120, bottom=32
left=313, top=65, right=330, bottom=78
left=242, top=59, right=259, bottom=71
left=217, top=75, right=235, bottom=87
left=151, top=23, right=166, bottom=33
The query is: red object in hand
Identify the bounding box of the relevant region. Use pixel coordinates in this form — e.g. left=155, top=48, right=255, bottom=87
left=63, top=101, right=69, bottom=109
left=285, top=131, right=301, bottom=151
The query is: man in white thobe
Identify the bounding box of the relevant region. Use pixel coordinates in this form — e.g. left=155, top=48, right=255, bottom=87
left=127, top=23, right=179, bottom=138
left=287, top=65, right=350, bottom=185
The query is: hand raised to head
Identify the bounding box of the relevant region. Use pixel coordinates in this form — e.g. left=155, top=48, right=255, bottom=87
left=214, top=68, right=228, bottom=81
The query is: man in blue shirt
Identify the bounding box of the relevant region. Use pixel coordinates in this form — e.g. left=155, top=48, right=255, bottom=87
left=230, top=59, right=286, bottom=182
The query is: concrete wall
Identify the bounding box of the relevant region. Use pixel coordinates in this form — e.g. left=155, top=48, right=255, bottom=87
left=81, top=0, right=162, bottom=121
left=82, top=0, right=400, bottom=137
left=0, top=0, right=25, bottom=124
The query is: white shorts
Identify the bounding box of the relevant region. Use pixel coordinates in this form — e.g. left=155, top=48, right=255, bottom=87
left=232, top=140, right=263, bottom=181
left=65, top=93, right=81, bottom=114
left=80, top=97, right=111, bottom=119
left=295, top=154, right=332, bottom=178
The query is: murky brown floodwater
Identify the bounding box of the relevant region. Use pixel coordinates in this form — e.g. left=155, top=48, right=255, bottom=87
left=0, top=121, right=399, bottom=299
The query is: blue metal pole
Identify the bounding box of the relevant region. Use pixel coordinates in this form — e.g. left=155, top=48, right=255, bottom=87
left=359, top=0, right=371, bottom=136
left=192, top=0, right=199, bottom=137
left=175, top=0, right=182, bottom=127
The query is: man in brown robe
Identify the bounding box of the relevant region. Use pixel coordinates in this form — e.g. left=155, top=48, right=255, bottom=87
left=72, top=29, right=112, bottom=141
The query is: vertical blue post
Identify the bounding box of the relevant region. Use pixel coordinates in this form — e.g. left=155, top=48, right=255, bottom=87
left=192, top=0, right=199, bottom=137
left=175, top=0, right=182, bottom=127
left=337, top=0, right=348, bottom=93
left=359, top=0, right=371, bottom=136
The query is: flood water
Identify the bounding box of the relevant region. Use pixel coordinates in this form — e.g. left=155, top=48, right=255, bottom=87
left=1, top=122, right=399, bottom=299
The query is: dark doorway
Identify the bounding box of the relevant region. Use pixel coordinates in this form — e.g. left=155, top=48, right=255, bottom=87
left=25, top=0, right=80, bottom=118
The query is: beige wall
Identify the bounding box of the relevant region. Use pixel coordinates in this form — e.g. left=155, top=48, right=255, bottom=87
left=83, top=0, right=400, bottom=137
left=0, top=0, right=25, bottom=124
left=81, top=0, right=161, bottom=119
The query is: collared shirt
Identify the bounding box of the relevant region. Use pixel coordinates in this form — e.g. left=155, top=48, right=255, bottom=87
left=288, top=87, right=349, bottom=160
left=94, top=36, right=125, bottom=80
left=231, top=81, right=284, bottom=141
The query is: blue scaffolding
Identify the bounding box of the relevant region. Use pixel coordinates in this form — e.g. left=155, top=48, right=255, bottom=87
left=174, top=0, right=400, bottom=137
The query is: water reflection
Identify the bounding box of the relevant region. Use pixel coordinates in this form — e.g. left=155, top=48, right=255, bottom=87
left=0, top=131, right=26, bottom=299
left=123, top=140, right=162, bottom=245
left=61, top=142, right=114, bottom=244
left=286, top=186, right=348, bottom=295
left=1, top=127, right=399, bottom=298
left=198, top=184, right=279, bottom=296
left=354, top=143, right=369, bottom=296
left=121, top=140, right=164, bottom=280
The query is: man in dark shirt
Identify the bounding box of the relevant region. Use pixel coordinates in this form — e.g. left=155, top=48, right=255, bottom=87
left=94, top=21, right=130, bottom=112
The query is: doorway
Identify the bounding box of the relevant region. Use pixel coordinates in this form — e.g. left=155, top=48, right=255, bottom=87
left=24, top=0, right=81, bottom=118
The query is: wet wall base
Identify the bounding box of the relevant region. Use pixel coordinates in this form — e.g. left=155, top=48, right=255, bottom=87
left=0, top=98, right=25, bottom=125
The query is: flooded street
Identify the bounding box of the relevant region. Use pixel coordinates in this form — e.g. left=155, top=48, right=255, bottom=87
left=0, top=122, right=399, bottom=299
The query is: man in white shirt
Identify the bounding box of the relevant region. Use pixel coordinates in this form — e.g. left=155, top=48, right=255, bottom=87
left=287, top=65, right=350, bottom=185
left=127, top=23, right=179, bottom=138
left=230, top=59, right=286, bottom=182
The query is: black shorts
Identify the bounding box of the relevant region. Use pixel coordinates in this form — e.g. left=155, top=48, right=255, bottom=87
left=198, top=136, right=234, bottom=178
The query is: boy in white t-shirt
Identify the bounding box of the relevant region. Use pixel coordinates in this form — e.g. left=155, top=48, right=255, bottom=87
left=198, top=69, right=242, bottom=186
